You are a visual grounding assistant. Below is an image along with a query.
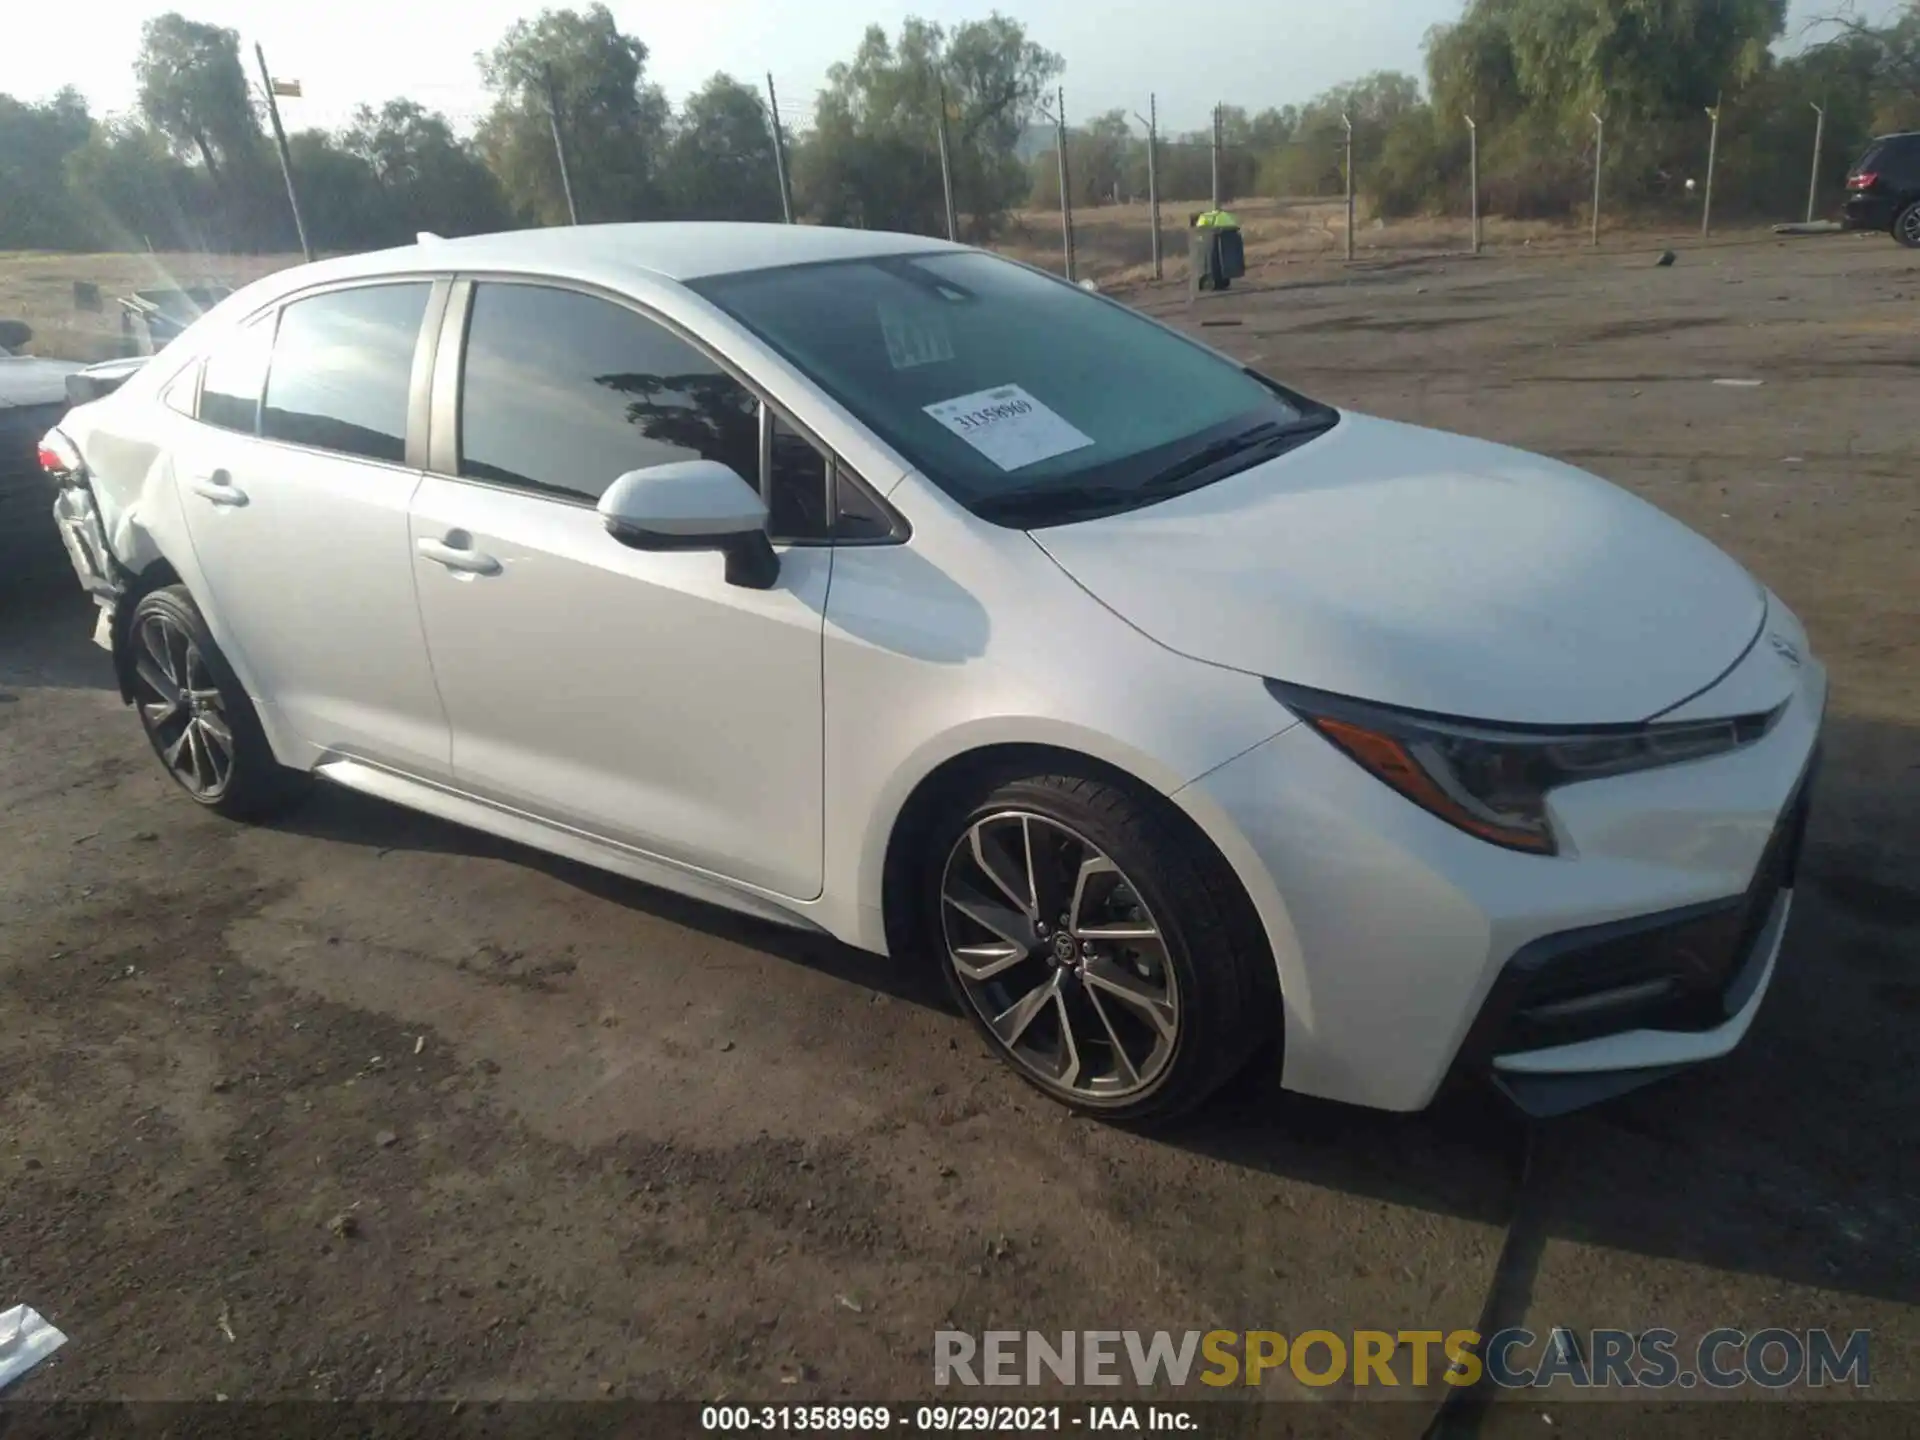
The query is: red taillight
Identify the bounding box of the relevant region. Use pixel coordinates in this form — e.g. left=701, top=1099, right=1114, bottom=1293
left=37, top=429, right=82, bottom=478
left=1848, top=171, right=1878, bottom=189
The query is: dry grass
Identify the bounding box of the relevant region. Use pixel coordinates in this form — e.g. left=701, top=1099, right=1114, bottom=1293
left=0, top=251, right=296, bottom=362
left=995, top=196, right=1600, bottom=286
left=2, top=205, right=1693, bottom=361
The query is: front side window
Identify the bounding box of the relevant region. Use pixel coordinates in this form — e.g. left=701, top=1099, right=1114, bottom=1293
left=692, top=251, right=1334, bottom=527
left=458, top=284, right=759, bottom=503
left=197, top=318, right=273, bottom=434
left=262, top=283, right=430, bottom=464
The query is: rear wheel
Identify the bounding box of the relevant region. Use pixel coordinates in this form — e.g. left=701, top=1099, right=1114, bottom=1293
left=125, top=585, right=309, bottom=819
left=925, top=769, right=1277, bottom=1123
left=1895, top=201, right=1920, bottom=249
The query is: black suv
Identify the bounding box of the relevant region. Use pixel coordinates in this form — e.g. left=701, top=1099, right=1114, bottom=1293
left=1844, top=131, right=1920, bottom=247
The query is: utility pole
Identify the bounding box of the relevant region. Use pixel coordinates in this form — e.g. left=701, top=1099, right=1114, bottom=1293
left=1807, top=101, right=1826, bottom=224
left=544, top=64, right=579, bottom=225
left=1464, top=112, right=1480, bottom=255
left=1133, top=96, right=1161, bottom=280
left=1210, top=103, right=1222, bottom=211
left=935, top=81, right=957, bottom=241
left=254, top=44, right=310, bottom=262
left=765, top=74, right=794, bottom=224
left=1590, top=111, right=1605, bottom=246
left=1702, top=96, right=1721, bottom=238
left=1342, top=112, right=1355, bottom=261
left=1054, top=87, right=1075, bottom=281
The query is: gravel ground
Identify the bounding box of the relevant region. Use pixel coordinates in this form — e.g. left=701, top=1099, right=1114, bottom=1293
left=0, top=231, right=1915, bottom=1419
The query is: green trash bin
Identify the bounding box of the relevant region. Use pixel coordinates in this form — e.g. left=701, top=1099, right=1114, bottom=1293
left=1188, top=211, right=1245, bottom=293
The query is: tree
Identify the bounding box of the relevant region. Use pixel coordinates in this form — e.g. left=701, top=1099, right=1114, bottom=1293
left=476, top=4, right=671, bottom=224
left=796, top=14, right=1061, bottom=236
left=0, top=88, right=93, bottom=249
left=659, top=74, right=783, bottom=221
left=134, top=13, right=257, bottom=183
left=344, top=99, right=513, bottom=238
left=1030, top=108, right=1135, bottom=207
left=64, top=119, right=209, bottom=251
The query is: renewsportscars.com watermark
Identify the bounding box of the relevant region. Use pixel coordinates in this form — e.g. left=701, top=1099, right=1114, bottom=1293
left=933, top=1328, right=1872, bottom=1391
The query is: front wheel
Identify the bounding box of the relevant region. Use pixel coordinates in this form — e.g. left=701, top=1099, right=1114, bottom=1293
left=125, top=585, right=310, bottom=820
left=925, top=770, right=1277, bottom=1123
left=1895, top=201, right=1920, bottom=249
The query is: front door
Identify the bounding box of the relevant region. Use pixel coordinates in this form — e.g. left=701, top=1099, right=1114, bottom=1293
left=171, top=282, right=451, bottom=777
left=408, top=281, right=829, bottom=900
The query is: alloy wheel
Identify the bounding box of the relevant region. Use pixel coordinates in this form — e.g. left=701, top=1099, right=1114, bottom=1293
left=130, top=610, right=235, bottom=800
left=939, top=811, right=1180, bottom=1102
left=1902, top=206, right=1920, bottom=246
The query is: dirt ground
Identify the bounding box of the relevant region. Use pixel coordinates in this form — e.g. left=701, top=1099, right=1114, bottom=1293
left=1, top=231, right=1916, bottom=1420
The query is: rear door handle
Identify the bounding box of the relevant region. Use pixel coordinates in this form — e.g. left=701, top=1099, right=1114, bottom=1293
left=187, top=472, right=248, bottom=507
left=416, top=535, right=502, bottom=576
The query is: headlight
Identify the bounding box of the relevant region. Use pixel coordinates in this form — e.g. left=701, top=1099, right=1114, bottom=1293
left=1268, top=681, right=1784, bottom=855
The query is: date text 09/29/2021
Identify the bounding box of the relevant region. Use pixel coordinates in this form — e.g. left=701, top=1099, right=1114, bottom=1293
left=701, top=1406, right=1192, bottom=1432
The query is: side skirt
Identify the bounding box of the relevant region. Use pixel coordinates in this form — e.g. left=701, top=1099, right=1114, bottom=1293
left=313, top=757, right=829, bottom=936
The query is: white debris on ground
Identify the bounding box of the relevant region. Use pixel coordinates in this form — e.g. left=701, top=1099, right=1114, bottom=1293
left=0, top=1305, right=67, bottom=1392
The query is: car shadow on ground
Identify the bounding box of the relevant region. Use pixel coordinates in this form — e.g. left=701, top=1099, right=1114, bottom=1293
left=13, top=579, right=1917, bottom=1315
left=276, top=782, right=955, bottom=1014
left=0, top=582, right=116, bottom=694
left=276, top=708, right=1920, bottom=1316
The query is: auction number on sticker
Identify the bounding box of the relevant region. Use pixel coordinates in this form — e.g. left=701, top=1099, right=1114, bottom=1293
left=945, top=394, right=1035, bottom=433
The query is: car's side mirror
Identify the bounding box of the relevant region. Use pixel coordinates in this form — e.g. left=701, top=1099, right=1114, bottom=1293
left=597, top=460, right=779, bottom=590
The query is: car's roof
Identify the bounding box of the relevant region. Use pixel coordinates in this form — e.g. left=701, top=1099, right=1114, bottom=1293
left=312, top=222, right=965, bottom=287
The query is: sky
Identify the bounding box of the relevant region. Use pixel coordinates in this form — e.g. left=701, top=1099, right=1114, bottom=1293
left=0, top=0, right=1902, bottom=139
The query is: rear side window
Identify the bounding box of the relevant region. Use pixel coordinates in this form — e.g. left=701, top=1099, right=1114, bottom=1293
left=262, top=283, right=430, bottom=464
left=458, top=283, right=759, bottom=503
left=197, top=319, right=273, bottom=434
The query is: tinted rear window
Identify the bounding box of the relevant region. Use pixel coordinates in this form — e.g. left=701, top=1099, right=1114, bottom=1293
left=263, top=283, right=430, bottom=464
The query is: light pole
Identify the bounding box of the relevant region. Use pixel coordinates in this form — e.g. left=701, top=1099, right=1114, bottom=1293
left=1807, top=101, right=1826, bottom=224
left=1133, top=97, right=1161, bottom=280
left=1590, top=111, right=1604, bottom=247
left=1464, top=112, right=1479, bottom=255
left=1702, top=98, right=1721, bottom=238
left=1342, top=111, right=1354, bottom=261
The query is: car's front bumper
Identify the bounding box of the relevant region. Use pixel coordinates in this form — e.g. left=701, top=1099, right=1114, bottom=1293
left=1176, top=618, right=1826, bottom=1114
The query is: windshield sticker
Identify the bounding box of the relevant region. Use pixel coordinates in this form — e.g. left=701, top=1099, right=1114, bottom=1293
left=922, top=385, right=1094, bottom=471
left=878, top=303, right=956, bottom=370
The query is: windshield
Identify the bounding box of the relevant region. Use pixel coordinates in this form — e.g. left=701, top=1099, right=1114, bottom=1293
left=690, top=251, right=1332, bottom=525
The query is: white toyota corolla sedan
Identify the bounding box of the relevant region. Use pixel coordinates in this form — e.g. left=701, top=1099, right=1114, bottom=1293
left=41, top=223, right=1824, bottom=1122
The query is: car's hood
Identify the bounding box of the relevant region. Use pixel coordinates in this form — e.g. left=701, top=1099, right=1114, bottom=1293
left=0, top=354, right=82, bottom=409
left=1032, top=413, right=1767, bottom=726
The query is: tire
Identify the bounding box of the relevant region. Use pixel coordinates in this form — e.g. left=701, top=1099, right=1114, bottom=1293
left=1895, top=201, right=1920, bottom=249
left=123, top=584, right=310, bottom=820
left=923, top=768, right=1278, bottom=1124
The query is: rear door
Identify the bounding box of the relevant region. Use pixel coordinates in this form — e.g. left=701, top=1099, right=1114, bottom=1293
left=171, top=280, right=453, bottom=777
left=407, top=279, right=832, bottom=900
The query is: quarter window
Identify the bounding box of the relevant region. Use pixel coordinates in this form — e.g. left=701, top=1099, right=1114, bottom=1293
left=262, top=283, right=430, bottom=464
left=458, top=284, right=759, bottom=504
left=196, top=319, right=273, bottom=434
left=768, top=412, right=829, bottom=540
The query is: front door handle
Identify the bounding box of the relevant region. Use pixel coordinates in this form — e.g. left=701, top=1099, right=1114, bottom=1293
left=187, top=472, right=248, bottom=507
left=416, top=535, right=502, bottom=576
